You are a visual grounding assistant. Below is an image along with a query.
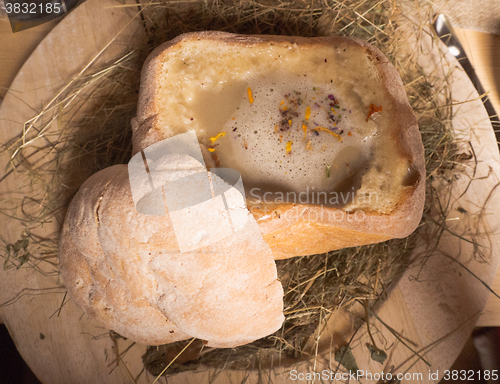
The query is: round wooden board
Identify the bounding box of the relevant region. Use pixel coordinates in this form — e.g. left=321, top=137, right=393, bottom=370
left=1, top=1, right=500, bottom=383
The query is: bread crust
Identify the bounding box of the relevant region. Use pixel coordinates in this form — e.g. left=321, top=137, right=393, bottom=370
left=132, top=31, right=425, bottom=259
left=59, top=164, right=284, bottom=346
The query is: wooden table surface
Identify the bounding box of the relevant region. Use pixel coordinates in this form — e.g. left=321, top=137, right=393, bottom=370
left=0, top=9, right=500, bottom=384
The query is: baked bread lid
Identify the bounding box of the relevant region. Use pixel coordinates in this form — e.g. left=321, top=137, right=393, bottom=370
left=132, top=31, right=425, bottom=259
left=59, top=164, right=284, bottom=347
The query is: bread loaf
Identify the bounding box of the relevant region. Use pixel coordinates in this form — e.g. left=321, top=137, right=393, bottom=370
left=132, top=31, right=425, bottom=259
left=59, top=164, right=284, bottom=347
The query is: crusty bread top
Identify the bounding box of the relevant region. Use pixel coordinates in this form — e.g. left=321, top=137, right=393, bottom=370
left=132, top=31, right=424, bottom=222
left=59, top=164, right=284, bottom=347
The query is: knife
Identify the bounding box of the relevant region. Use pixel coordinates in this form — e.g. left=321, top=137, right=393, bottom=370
left=432, top=13, right=500, bottom=139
